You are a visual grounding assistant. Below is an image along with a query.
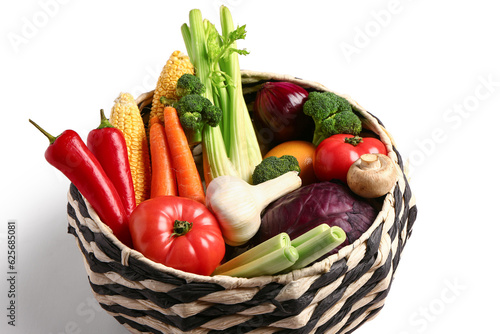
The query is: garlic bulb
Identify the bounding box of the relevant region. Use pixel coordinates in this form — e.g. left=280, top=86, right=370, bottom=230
left=205, top=172, right=302, bottom=246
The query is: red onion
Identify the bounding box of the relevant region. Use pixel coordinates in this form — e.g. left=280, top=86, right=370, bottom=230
left=254, top=81, right=313, bottom=144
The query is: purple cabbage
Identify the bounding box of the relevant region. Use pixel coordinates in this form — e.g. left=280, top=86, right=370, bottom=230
left=256, top=181, right=378, bottom=256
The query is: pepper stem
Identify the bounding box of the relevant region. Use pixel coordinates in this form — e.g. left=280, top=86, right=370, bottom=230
left=171, top=220, right=193, bottom=237
left=344, top=136, right=363, bottom=146
left=97, top=109, right=115, bottom=129
left=29, top=119, right=58, bottom=145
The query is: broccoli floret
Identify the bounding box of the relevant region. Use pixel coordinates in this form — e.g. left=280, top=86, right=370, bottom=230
left=252, top=155, right=301, bottom=185
left=202, top=104, right=223, bottom=127
left=303, top=91, right=362, bottom=146
left=174, top=94, right=222, bottom=146
left=178, top=111, right=202, bottom=130
left=176, top=73, right=205, bottom=97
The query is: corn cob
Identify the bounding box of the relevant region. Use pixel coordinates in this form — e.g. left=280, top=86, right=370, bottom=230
left=110, top=92, right=151, bottom=205
left=150, top=50, right=194, bottom=124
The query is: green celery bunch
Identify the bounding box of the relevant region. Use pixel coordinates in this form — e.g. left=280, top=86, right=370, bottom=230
left=181, top=6, right=262, bottom=184
left=218, top=6, right=262, bottom=183
left=211, top=224, right=347, bottom=277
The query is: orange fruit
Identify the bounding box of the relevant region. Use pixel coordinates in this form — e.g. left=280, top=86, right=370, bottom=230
left=264, top=140, right=318, bottom=186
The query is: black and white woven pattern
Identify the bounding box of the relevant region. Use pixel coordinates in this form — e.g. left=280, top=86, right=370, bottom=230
left=66, top=71, right=417, bottom=334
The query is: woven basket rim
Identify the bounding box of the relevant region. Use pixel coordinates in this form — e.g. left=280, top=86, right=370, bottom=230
left=90, top=70, right=406, bottom=288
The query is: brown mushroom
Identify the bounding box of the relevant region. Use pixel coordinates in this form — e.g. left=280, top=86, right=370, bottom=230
left=347, top=153, right=398, bottom=198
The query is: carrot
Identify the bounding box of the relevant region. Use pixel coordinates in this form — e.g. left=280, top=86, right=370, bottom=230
left=150, top=115, right=161, bottom=126
left=149, top=116, right=178, bottom=198
left=162, top=106, right=205, bottom=204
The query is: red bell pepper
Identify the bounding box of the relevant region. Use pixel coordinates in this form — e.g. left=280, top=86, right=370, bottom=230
left=30, top=119, right=133, bottom=247
left=87, top=110, right=136, bottom=217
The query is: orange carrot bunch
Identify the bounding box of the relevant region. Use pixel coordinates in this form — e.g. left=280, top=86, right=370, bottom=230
left=149, top=116, right=177, bottom=198
left=149, top=106, right=205, bottom=204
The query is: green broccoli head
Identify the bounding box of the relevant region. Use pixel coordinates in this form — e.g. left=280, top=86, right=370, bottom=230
left=319, top=110, right=362, bottom=141
left=175, top=94, right=209, bottom=116
left=252, top=155, right=301, bottom=185
left=203, top=104, right=223, bottom=127
left=176, top=73, right=205, bottom=97
left=178, top=112, right=203, bottom=130
left=174, top=94, right=222, bottom=145
left=303, top=92, right=350, bottom=119
left=303, top=91, right=362, bottom=146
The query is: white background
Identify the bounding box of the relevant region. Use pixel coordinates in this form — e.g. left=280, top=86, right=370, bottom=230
left=1, top=0, right=498, bottom=333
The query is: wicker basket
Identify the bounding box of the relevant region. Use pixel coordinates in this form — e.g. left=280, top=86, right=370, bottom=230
left=66, top=70, right=417, bottom=334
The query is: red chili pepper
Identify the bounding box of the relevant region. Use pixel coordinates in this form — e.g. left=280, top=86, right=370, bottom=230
left=30, top=119, right=133, bottom=248
left=87, top=110, right=136, bottom=217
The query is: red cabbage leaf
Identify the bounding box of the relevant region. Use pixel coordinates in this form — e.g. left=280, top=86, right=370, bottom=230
left=256, top=181, right=378, bottom=257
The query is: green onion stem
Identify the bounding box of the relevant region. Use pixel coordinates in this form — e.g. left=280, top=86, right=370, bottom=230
left=215, top=245, right=298, bottom=278
left=287, top=226, right=346, bottom=271
left=212, top=233, right=290, bottom=276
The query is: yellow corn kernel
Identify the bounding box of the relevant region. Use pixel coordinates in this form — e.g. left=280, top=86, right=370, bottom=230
left=110, top=92, right=151, bottom=204
left=150, top=50, right=194, bottom=124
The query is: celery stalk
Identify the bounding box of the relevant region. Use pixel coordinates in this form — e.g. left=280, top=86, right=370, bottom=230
left=288, top=226, right=347, bottom=271
left=215, top=246, right=299, bottom=278
left=181, top=7, right=262, bottom=183
left=212, top=233, right=290, bottom=276
left=203, top=19, right=230, bottom=151
left=291, top=224, right=331, bottom=248
left=181, top=9, right=237, bottom=180
left=218, top=6, right=262, bottom=183
left=180, top=23, right=192, bottom=59
left=188, top=10, right=213, bottom=101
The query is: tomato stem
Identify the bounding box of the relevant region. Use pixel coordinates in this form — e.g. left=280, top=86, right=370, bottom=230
left=171, top=220, right=193, bottom=237
left=344, top=136, right=363, bottom=146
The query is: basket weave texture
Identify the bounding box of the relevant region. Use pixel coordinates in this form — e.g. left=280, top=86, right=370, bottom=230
left=66, top=71, right=417, bottom=334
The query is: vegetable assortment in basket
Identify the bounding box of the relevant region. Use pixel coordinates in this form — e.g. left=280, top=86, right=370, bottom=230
left=32, top=5, right=417, bottom=334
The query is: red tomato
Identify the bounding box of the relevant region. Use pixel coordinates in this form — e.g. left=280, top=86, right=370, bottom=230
left=129, top=196, right=225, bottom=276
left=314, top=134, right=387, bottom=183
